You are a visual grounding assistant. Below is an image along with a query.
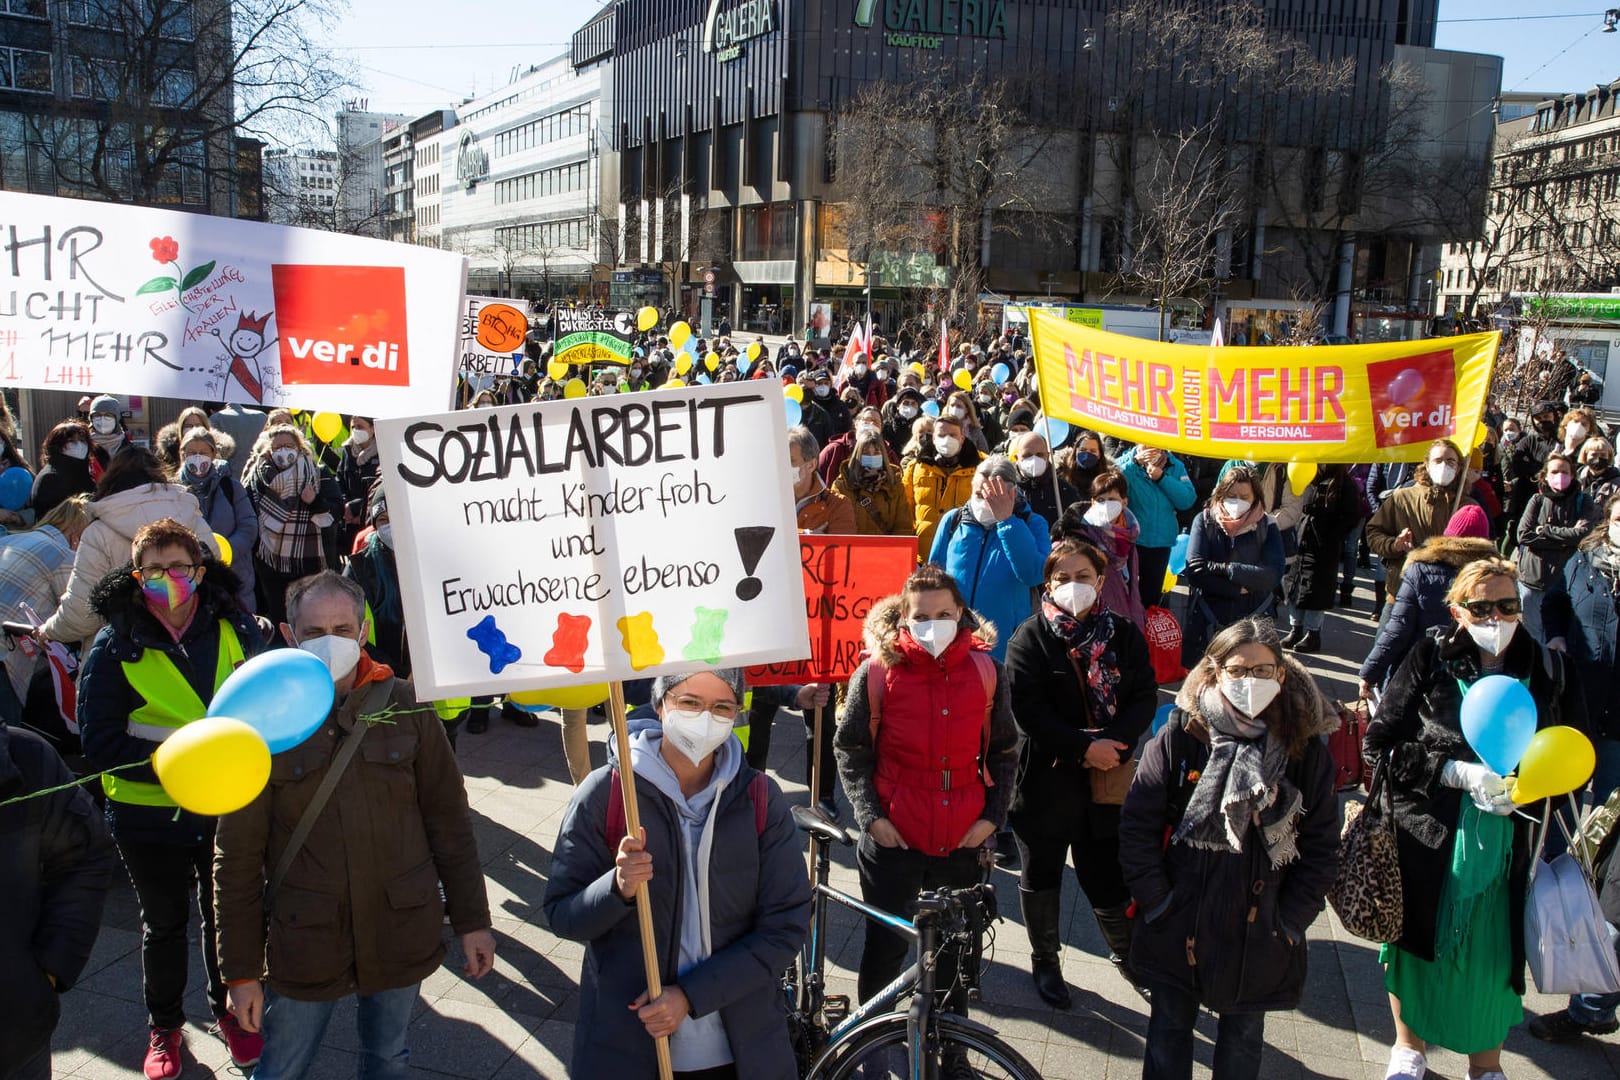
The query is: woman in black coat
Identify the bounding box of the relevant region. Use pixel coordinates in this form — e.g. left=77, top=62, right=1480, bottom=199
left=1181, top=466, right=1284, bottom=668
left=1515, top=450, right=1596, bottom=642
left=1005, top=537, right=1157, bottom=1008
left=1119, top=618, right=1339, bottom=1080
left=1364, top=557, right=1587, bottom=1080
left=1280, top=464, right=1364, bottom=653
left=30, top=420, right=95, bottom=519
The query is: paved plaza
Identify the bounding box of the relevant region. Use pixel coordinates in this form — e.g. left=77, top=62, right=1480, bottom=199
left=48, top=577, right=1620, bottom=1079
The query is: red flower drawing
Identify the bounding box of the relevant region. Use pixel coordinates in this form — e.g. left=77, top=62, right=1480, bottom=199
left=148, top=236, right=179, bottom=263
left=136, top=236, right=212, bottom=314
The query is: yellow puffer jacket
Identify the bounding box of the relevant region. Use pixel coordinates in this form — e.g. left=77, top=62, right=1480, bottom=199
left=903, top=458, right=976, bottom=557
left=832, top=461, right=914, bottom=537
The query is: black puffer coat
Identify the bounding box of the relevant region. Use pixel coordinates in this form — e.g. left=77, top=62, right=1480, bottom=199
left=1362, top=624, right=1587, bottom=984
left=1004, top=606, right=1156, bottom=841
left=1515, top=480, right=1595, bottom=590
left=1119, top=657, right=1339, bottom=1013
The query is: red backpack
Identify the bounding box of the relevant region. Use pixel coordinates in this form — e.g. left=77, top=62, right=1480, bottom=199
left=866, top=650, right=999, bottom=787
left=605, top=768, right=770, bottom=850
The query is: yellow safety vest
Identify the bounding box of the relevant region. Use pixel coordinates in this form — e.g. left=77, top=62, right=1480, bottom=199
left=104, top=620, right=245, bottom=808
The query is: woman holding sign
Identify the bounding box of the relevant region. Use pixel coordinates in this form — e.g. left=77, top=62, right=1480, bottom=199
left=834, top=566, right=1020, bottom=1025
left=1365, top=558, right=1586, bottom=1080
left=1005, top=538, right=1156, bottom=1007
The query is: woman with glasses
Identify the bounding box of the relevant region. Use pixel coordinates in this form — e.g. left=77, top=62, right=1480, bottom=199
left=76, top=518, right=266, bottom=1077
left=1365, top=557, right=1587, bottom=1080
left=1119, top=618, right=1340, bottom=1080
left=39, top=449, right=219, bottom=652
left=243, top=425, right=333, bottom=627
left=545, top=668, right=811, bottom=1080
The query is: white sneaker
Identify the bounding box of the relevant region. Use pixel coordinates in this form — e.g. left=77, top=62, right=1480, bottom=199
left=1386, top=1046, right=1427, bottom=1080
left=1467, top=1072, right=1506, bottom=1080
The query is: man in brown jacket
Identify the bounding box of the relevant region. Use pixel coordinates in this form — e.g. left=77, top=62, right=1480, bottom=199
left=790, top=425, right=857, bottom=536
left=1365, top=438, right=1477, bottom=617
left=215, top=572, right=494, bottom=1080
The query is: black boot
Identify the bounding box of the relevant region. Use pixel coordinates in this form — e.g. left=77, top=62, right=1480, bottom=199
left=1020, top=888, right=1071, bottom=1009
left=1094, top=905, right=1149, bottom=999
left=1279, top=625, right=1304, bottom=648
left=1292, top=629, right=1322, bottom=654
left=1371, top=595, right=1385, bottom=623
left=1339, top=584, right=1356, bottom=607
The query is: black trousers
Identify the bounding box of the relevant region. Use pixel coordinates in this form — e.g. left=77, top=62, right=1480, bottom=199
left=744, top=701, right=836, bottom=800
left=1014, top=828, right=1130, bottom=909
left=1138, top=545, right=1172, bottom=609
left=116, top=836, right=227, bottom=1029
left=855, top=837, right=980, bottom=1011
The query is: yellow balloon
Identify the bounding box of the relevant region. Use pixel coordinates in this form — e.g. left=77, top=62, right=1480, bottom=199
left=665, top=378, right=686, bottom=388
left=669, top=321, right=692, bottom=349
left=509, top=683, right=611, bottom=710
left=1512, top=725, right=1596, bottom=804
left=563, top=378, right=587, bottom=399
left=910, top=362, right=926, bottom=378
left=785, top=384, right=805, bottom=403
left=1287, top=461, right=1318, bottom=496
left=547, top=360, right=569, bottom=381
left=153, top=717, right=271, bottom=816
left=705, top=351, right=720, bottom=372
left=746, top=341, right=762, bottom=362
left=1163, top=569, right=1178, bottom=594
left=213, top=534, right=233, bottom=568
left=311, top=412, right=343, bottom=445
left=637, top=306, right=659, bottom=332
left=675, top=353, right=693, bottom=376
left=952, top=368, right=973, bottom=391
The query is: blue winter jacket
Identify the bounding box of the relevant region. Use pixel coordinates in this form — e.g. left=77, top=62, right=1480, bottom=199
left=928, top=503, right=1051, bottom=662
left=1544, top=543, right=1620, bottom=740
left=1119, top=451, right=1197, bottom=548
left=1359, top=535, right=1498, bottom=690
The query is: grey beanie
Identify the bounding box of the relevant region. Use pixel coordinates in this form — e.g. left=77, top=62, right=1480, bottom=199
left=90, top=394, right=121, bottom=416
left=650, top=668, right=745, bottom=711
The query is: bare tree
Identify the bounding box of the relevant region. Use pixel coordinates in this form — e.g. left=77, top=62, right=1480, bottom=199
left=831, top=62, right=1068, bottom=332
left=27, top=0, right=350, bottom=207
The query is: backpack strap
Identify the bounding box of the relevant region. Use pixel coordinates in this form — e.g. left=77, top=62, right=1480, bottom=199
left=749, top=772, right=769, bottom=835
left=968, top=650, right=998, bottom=787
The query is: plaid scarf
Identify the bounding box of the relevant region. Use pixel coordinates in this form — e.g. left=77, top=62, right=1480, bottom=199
left=252, top=456, right=323, bottom=573
left=1040, top=597, right=1120, bottom=727
left=1173, top=685, right=1302, bottom=869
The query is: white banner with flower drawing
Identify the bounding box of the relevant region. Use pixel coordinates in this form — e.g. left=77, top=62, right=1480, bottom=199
left=0, top=190, right=466, bottom=416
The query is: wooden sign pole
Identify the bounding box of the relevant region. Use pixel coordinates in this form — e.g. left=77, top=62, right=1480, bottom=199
left=607, top=680, right=674, bottom=1080
left=809, top=702, right=825, bottom=811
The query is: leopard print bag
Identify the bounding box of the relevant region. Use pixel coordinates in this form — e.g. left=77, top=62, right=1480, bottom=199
left=1328, top=753, right=1403, bottom=943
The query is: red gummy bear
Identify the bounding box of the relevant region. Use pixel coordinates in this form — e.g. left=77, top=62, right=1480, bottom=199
left=544, top=613, right=591, bottom=673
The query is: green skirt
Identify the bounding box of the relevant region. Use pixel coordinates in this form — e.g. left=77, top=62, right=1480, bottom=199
left=1382, top=805, right=1523, bottom=1055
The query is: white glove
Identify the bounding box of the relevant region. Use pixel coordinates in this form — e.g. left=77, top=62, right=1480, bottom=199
left=1440, top=760, right=1514, bottom=815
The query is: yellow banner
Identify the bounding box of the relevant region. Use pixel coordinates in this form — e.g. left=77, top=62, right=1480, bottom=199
left=1030, top=311, right=1499, bottom=464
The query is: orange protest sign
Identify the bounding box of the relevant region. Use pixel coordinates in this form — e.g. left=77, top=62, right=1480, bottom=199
left=474, top=302, right=530, bottom=352
left=745, top=535, right=916, bottom=686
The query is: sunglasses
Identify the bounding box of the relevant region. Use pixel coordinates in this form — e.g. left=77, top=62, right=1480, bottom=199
left=1459, top=598, right=1522, bottom=619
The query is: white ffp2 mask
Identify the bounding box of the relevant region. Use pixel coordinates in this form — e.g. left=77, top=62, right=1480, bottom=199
left=661, top=708, right=733, bottom=767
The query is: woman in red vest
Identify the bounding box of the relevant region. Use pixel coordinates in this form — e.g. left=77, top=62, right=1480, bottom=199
left=834, top=565, right=1020, bottom=1018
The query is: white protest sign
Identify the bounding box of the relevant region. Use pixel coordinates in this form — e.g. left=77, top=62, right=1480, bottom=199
left=375, top=382, right=810, bottom=697
left=459, top=295, right=528, bottom=382
left=0, top=190, right=465, bottom=415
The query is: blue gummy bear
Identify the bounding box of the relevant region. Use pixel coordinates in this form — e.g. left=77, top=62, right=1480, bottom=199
left=467, top=614, right=522, bottom=674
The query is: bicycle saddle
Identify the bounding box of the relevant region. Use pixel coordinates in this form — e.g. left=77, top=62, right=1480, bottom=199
left=792, top=804, right=858, bottom=846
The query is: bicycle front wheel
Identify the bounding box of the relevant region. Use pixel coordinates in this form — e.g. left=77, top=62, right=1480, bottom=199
left=815, top=1014, right=1041, bottom=1080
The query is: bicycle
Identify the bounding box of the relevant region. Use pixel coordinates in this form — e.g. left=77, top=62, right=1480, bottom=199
left=784, top=805, right=1042, bottom=1080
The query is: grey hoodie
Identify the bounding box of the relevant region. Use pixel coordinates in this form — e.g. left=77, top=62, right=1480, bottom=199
left=622, top=716, right=741, bottom=1072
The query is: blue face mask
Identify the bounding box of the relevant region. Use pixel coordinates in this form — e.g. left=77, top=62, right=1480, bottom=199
left=859, top=454, right=883, bottom=471
left=1076, top=451, right=1099, bottom=470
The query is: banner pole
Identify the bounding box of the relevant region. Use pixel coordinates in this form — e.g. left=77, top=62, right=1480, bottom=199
left=809, top=702, right=825, bottom=810
left=607, top=680, right=674, bottom=1080
left=1048, top=452, right=1067, bottom=517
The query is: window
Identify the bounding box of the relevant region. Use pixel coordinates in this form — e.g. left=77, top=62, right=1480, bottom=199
left=2, top=0, right=46, bottom=16
left=0, top=49, right=52, bottom=93
left=69, top=57, right=120, bottom=98
left=154, top=68, right=195, bottom=107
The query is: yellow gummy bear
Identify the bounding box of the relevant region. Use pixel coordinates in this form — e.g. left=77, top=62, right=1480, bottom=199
left=616, top=612, right=666, bottom=671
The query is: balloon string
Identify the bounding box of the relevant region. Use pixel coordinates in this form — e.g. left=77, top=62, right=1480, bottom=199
left=0, top=760, right=147, bottom=808
left=355, top=706, right=409, bottom=726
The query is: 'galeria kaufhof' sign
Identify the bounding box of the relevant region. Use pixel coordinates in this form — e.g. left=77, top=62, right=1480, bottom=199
left=855, top=0, right=1009, bottom=49
left=702, top=0, right=776, bottom=62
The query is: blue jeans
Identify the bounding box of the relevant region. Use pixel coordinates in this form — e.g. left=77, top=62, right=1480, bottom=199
left=1569, top=991, right=1620, bottom=1026
left=1143, top=980, right=1265, bottom=1080
left=254, top=984, right=418, bottom=1080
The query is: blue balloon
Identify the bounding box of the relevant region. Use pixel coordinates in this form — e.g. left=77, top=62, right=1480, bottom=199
left=991, top=362, right=1011, bottom=386
left=1460, top=674, right=1537, bottom=775
left=922, top=400, right=941, bottom=418
left=0, top=466, right=29, bottom=512
left=1168, top=531, right=1191, bottom=576
left=783, top=398, right=802, bottom=426
left=1038, top=415, right=1071, bottom=448
left=696, top=372, right=712, bottom=384
left=1152, top=702, right=1175, bottom=736
left=207, top=649, right=336, bottom=754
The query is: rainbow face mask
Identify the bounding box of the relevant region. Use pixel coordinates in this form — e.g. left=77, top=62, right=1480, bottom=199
left=140, top=572, right=197, bottom=611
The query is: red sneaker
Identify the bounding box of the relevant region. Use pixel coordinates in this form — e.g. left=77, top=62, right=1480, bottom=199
left=216, top=1013, right=263, bottom=1068
left=143, top=1027, right=183, bottom=1080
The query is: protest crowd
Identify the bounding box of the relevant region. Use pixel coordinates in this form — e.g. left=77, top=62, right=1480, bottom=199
left=7, top=303, right=1620, bottom=1080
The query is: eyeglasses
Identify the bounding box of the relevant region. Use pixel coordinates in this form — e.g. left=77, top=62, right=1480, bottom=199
left=1220, top=663, right=1278, bottom=680
left=135, top=564, right=198, bottom=583
left=1460, top=598, right=1522, bottom=619
left=665, top=693, right=740, bottom=721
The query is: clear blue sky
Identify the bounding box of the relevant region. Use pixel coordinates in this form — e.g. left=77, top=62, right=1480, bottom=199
left=332, top=1, right=1620, bottom=119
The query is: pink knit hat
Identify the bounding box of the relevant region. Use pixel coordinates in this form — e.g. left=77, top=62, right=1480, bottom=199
left=1443, top=504, right=1490, bottom=539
